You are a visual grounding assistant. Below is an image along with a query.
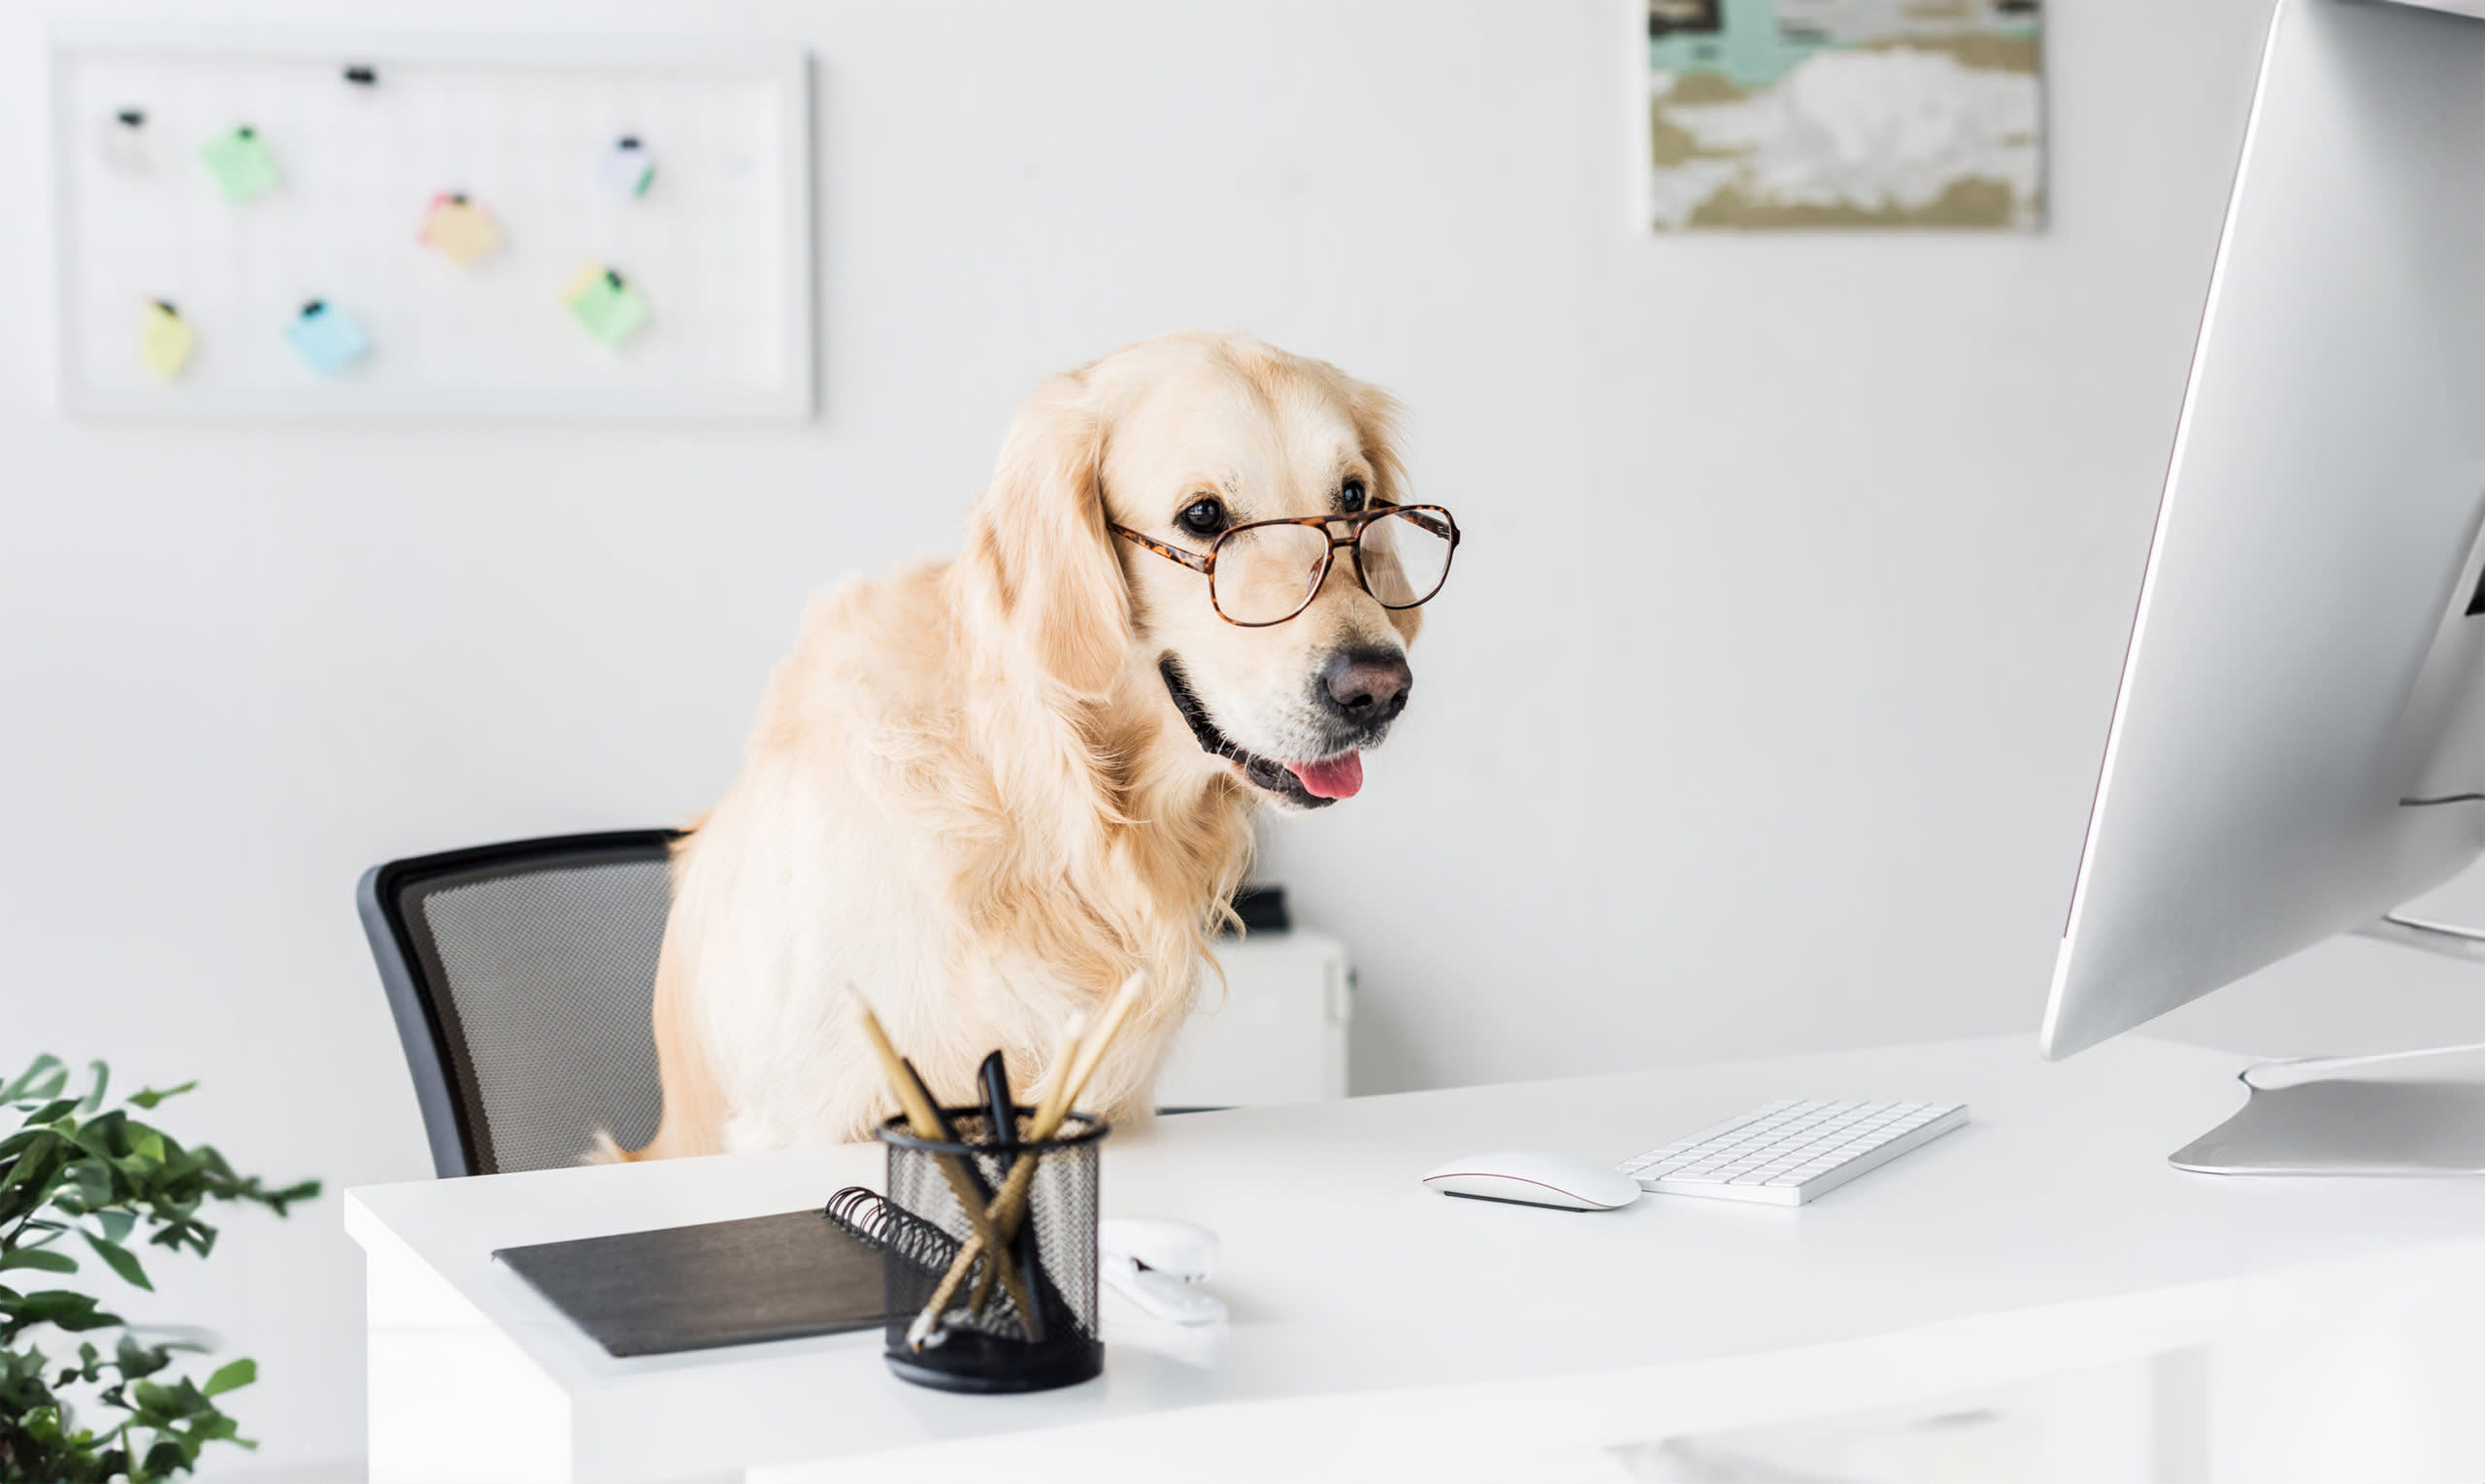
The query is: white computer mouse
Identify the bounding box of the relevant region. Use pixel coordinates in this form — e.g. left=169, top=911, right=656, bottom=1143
left=1419, top=1151, right=1642, bottom=1211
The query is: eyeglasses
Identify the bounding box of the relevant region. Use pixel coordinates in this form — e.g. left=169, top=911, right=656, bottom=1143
left=1110, top=504, right=1462, bottom=628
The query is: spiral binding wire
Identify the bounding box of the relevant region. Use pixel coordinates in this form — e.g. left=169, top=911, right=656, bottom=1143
left=826, top=1181, right=1042, bottom=1336
left=822, top=1185, right=963, bottom=1277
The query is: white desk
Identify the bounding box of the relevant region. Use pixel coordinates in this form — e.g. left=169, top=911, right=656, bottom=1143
left=345, top=1037, right=2485, bottom=1484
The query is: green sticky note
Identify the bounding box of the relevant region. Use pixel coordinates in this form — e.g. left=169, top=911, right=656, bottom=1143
left=200, top=126, right=280, bottom=203
left=563, top=266, right=650, bottom=346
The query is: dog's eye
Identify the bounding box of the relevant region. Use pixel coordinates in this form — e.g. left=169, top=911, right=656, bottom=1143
left=1342, top=479, right=1367, bottom=513
left=1179, top=497, right=1228, bottom=536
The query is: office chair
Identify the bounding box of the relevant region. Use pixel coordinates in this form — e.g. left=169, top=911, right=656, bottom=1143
left=358, top=830, right=679, bottom=1177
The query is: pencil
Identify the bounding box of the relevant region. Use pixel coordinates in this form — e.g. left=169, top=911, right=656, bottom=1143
left=850, top=996, right=1038, bottom=1329
left=912, top=1010, right=1087, bottom=1347
left=1056, top=970, right=1149, bottom=1117
left=911, top=973, right=1145, bottom=1343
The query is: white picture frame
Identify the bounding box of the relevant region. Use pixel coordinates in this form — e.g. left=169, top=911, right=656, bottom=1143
left=48, top=24, right=815, bottom=421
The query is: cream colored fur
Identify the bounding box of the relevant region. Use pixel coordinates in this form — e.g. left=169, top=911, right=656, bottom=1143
left=620, top=332, right=1420, bottom=1158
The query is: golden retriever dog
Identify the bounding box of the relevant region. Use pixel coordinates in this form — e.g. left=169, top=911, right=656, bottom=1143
left=615, top=331, right=1454, bottom=1158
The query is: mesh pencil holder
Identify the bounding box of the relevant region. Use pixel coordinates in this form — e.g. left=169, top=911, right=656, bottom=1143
left=876, top=1107, right=1108, bottom=1394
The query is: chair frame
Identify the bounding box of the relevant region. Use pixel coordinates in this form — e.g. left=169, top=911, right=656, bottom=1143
left=357, top=830, right=679, bottom=1178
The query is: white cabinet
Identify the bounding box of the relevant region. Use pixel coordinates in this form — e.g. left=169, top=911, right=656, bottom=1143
left=1154, top=930, right=1350, bottom=1108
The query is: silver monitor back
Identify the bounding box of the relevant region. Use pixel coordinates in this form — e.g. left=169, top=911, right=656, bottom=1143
left=2045, top=0, right=2485, bottom=1062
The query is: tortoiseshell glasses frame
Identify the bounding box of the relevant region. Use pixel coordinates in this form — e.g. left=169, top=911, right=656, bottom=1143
left=1109, top=504, right=1462, bottom=628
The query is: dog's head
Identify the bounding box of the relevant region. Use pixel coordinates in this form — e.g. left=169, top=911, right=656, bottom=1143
left=961, top=332, right=1439, bottom=810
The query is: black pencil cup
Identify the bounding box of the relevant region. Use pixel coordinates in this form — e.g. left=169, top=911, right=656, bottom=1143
left=876, top=1107, right=1108, bottom=1394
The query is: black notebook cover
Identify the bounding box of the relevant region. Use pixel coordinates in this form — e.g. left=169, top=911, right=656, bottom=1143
left=496, top=1210, right=886, bottom=1358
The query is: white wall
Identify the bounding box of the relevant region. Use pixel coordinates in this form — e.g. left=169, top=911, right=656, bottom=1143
left=17, top=0, right=2460, bottom=1476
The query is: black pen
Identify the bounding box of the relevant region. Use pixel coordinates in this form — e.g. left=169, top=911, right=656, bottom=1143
left=978, top=1050, right=1014, bottom=1171
left=905, top=1057, right=993, bottom=1204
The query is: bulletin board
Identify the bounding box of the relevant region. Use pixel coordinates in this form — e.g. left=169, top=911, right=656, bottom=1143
left=48, top=27, right=813, bottom=420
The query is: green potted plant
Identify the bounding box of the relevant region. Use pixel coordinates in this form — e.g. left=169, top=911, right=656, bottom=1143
left=0, top=1054, right=318, bottom=1482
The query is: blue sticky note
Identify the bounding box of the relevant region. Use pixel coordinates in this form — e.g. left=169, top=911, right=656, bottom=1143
left=285, top=301, right=370, bottom=377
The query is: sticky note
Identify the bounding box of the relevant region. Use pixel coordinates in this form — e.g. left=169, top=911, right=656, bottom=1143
left=200, top=125, right=280, bottom=204
left=140, top=301, right=194, bottom=379
left=419, top=194, right=503, bottom=266
left=591, top=137, right=654, bottom=199
left=285, top=301, right=370, bottom=377
left=562, top=265, right=651, bottom=346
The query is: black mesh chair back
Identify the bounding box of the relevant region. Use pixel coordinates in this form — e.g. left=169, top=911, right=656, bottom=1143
left=358, top=831, right=679, bottom=1177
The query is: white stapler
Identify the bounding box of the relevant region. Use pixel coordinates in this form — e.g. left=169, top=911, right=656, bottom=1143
left=1097, top=1218, right=1226, bottom=1327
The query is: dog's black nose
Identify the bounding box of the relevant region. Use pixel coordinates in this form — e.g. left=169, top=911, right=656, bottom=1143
left=1320, top=647, right=1412, bottom=727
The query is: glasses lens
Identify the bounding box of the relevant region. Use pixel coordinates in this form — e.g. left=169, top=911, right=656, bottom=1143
left=1213, top=522, right=1333, bottom=625
left=1356, top=508, right=1455, bottom=609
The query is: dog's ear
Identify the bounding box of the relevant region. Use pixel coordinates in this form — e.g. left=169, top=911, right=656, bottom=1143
left=960, top=378, right=1132, bottom=695
left=1349, top=379, right=1409, bottom=509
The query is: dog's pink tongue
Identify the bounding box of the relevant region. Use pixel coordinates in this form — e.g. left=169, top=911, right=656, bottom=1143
left=1288, top=752, right=1364, bottom=800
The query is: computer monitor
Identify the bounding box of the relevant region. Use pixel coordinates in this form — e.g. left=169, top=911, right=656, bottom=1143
left=2045, top=0, right=2485, bottom=1171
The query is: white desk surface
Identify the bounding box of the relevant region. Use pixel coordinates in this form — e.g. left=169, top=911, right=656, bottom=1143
left=345, top=1036, right=2485, bottom=1483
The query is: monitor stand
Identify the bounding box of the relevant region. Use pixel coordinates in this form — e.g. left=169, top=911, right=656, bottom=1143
left=2170, top=914, right=2485, bottom=1174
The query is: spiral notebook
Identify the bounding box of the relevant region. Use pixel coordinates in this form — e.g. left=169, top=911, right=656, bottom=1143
left=496, top=1209, right=886, bottom=1358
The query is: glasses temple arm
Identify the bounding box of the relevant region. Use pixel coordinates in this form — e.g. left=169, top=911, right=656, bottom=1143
left=1110, top=523, right=1214, bottom=574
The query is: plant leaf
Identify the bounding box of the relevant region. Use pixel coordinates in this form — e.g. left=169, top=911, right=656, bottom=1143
left=0, top=1139, right=70, bottom=1223
left=0, top=1247, right=80, bottom=1274
left=115, top=1331, right=176, bottom=1378
left=78, top=1060, right=110, bottom=1114
left=266, top=1178, right=323, bottom=1213
left=0, top=1131, right=63, bottom=1192
left=194, top=1409, right=246, bottom=1442
left=73, top=1158, right=115, bottom=1215
left=22, top=1097, right=80, bottom=1128
left=126, top=1080, right=197, bottom=1110
left=14, top=1287, right=121, bottom=1331
left=83, top=1232, right=152, bottom=1292
left=200, top=1357, right=255, bottom=1397
left=2, top=1053, right=67, bottom=1104
left=94, top=1209, right=135, bottom=1244
left=145, top=1435, right=197, bottom=1474
left=71, top=1108, right=127, bottom=1160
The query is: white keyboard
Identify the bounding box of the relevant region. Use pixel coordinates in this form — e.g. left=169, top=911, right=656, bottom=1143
left=1617, top=1098, right=1969, bottom=1206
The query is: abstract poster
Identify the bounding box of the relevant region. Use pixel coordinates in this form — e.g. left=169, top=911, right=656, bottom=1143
left=1646, top=0, right=2043, bottom=230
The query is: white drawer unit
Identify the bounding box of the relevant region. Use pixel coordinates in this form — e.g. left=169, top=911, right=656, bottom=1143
left=1154, top=929, right=1350, bottom=1108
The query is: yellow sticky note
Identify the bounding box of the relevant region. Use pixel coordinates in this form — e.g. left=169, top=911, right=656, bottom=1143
left=141, top=301, right=194, bottom=379
left=419, top=193, right=502, bottom=266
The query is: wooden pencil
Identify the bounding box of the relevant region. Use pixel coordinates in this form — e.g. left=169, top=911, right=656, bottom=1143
left=850, top=996, right=1039, bottom=1329
left=910, top=973, right=1146, bottom=1344
left=912, top=1009, right=1089, bottom=1347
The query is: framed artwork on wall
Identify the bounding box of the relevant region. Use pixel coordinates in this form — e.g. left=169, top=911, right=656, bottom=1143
left=1643, top=0, right=2044, bottom=231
